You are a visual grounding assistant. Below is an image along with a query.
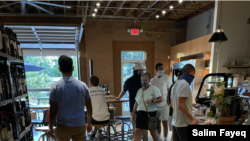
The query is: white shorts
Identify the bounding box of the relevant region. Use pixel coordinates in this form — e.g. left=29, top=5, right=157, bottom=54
left=168, top=116, right=173, bottom=131
left=157, top=104, right=169, bottom=121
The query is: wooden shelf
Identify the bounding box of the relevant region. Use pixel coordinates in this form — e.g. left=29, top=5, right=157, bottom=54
left=18, top=124, right=32, bottom=140
left=14, top=94, right=28, bottom=100
left=223, top=65, right=250, bottom=69
left=0, top=52, right=24, bottom=64
left=0, top=99, right=13, bottom=106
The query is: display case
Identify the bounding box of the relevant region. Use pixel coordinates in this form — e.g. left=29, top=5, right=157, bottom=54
left=195, top=73, right=229, bottom=107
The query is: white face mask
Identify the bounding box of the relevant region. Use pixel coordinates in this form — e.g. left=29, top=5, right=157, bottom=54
left=157, top=70, right=164, bottom=76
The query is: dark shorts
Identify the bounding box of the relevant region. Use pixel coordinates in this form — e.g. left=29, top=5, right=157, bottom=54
left=91, top=118, right=109, bottom=125
left=135, top=110, right=158, bottom=130
left=173, top=126, right=188, bottom=141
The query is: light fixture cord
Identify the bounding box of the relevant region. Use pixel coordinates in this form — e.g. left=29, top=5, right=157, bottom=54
left=216, top=45, right=220, bottom=73
left=218, top=1, right=222, bottom=28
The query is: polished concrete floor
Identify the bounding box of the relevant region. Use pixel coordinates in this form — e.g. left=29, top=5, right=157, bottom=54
left=33, top=124, right=172, bottom=141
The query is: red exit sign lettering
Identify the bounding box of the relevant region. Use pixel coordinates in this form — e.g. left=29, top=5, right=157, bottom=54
left=131, top=29, right=139, bottom=35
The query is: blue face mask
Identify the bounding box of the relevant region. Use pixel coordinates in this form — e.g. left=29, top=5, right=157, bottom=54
left=181, top=74, right=194, bottom=85
left=141, top=82, right=149, bottom=87
left=157, top=70, right=164, bottom=76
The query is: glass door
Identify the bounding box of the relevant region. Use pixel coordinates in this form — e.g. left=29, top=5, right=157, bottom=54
left=121, top=51, right=146, bottom=116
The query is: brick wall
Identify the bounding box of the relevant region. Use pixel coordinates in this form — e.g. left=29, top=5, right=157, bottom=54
left=82, top=19, right=186, bottom=114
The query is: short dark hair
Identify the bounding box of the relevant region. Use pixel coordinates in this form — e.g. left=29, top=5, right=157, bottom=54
left=90, top=76, right=99, bottom=86
left=155, top=63, right=163, bottom=70
left=58, top=55, right=73, bottom=73
left=182, top=64, right=195, bottom=74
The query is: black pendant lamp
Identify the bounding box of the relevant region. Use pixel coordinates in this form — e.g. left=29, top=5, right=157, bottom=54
left=247, top=17, right=250, bottom=24
left=209, top=1, right=228, bottom=42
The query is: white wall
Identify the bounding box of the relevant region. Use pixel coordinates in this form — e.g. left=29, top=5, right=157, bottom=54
left=211, top=1, right=250, bottom=75
left=186, top=8, right=214, bottom=41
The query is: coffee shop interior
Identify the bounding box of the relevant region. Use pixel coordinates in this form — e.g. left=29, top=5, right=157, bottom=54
left=0, top=0, right=250, bottom=141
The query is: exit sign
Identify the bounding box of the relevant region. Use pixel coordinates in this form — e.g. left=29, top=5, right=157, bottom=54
left=131, top=29, right=139, bottom=35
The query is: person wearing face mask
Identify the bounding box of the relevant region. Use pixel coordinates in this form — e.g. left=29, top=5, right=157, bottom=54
left=115, top=63, right=148, bottom=141
left=150, top=63, right=172, bottom=141
left=132, top=72, right=162, bottom=141
left=170, top=64, right=199, bottom=141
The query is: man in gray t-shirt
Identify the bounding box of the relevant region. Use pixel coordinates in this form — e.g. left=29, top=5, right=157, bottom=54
left=47, top=55, right=93, bottom=141
left=171, top=64, right=199, bottom=141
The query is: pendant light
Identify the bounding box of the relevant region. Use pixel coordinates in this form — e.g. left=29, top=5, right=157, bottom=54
left=208, top=1, right=228, bottom=42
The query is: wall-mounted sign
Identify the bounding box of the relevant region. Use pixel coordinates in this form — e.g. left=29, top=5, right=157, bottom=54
left=131, top=28, right=139, bottom=35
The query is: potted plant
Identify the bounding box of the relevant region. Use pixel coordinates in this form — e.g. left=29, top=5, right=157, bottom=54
left=207, top=81, right=241, bottom=125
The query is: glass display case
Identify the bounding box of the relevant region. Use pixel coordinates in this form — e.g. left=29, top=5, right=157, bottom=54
left=195, top=73, right=229, bottom=107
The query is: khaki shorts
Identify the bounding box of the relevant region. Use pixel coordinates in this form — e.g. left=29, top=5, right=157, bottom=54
left=57, top=123, right=86, bottom=141
left=157, top=104, right=169, bottom=121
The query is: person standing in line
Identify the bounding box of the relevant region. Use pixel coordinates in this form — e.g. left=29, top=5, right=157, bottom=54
left=150, top=63, right=172, bottom=141
left=170, top=64, right=199, bottom=141
left=115, top=63, right=148, bottom=141
left=167, top=70, right=182, bottom=141
left=88, top=76, right=110, bottom=138
left=48, top=55, right=92, bottom=141
left=132, top=72, right=162, bottom=141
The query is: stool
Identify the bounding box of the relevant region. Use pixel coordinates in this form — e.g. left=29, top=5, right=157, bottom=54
left=35, top=126, right=56, bottom=141
left=115, top=116, right=133, bottom=141
left=92, top=124, right=108, bottom=141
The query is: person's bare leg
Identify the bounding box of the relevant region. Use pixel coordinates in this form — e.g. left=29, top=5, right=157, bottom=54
left=149, top=129, right=159, bottom=141
left=162, top=121, right=168, bottom=140
left=142, top=129, right=148, bottom=141
left=170, top=133, right=173, bottom=141
left=135, top=128, right=142, bottom=141
left=157, top=119, right=161, bottom=134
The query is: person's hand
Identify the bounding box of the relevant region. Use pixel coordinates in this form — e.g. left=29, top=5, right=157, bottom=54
left=115, top=97, right=120, bottom=100
left=193, top=103, right=201, bottom=108
left=191, top=118, right=199, bottom=125
left=146, top=100, right=152, bottom=104
left=131, top=114, right=136, bottom=121
left=47, top=129, right=56, bottom=140
left=86, top=123, right=92, bottom=133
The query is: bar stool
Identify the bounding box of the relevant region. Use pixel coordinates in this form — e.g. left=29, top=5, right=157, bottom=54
left=92, top=124, right=108, bottom=141
left=115, top=116, right=133, bottom=141
left=35, top=126, right=56, bottom=141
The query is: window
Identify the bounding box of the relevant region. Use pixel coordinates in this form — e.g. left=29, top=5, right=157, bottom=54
left=121, top=51, right=145, bottom=114
left=24, top=49, right=78, bottom=105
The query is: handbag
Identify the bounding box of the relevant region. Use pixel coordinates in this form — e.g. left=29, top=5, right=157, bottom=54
left=142, top=89, right=158, bottom=130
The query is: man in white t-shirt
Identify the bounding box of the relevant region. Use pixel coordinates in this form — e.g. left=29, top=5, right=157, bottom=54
left=170, top=64, right=199, bottom=141
left=89, top=76, right=110, bottom=138
left=150, top=63, right=172, bottom=141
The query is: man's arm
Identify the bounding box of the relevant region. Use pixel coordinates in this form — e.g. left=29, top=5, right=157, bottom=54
left=49, top=101, right=57, bottom=130
left=85, top=98, right=92, bottom=124
left=132, top=102, right=138, bottom=116
left=115, top=91, right=126, bottom=100
left=178, top=97, right=198, bottom=125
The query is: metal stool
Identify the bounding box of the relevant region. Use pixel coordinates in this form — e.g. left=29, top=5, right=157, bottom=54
left=92, top=124, right=108, bottom=141
left=115, top=116, right=133, bottom=141
left=35, top=126, right=56, bottom=141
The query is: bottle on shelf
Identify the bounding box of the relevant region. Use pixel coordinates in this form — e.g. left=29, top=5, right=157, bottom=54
left=21, top=101, right=30, bottom=126
left=1, top=65, right=11, bottom=100
left=19, top=67, right=27, bottom=94
left=15, top=33, right=23, bottom=60
left=1, top=108, right=14, bottom=141
left=0, top=107, right=9, bottom=141
left=17, top=67, right=23, bottom=96
left=1, top=25, right=10, bottom=55
left=15, top=101, right=23, bottom=134
left=4, top=27, right=11, bottom=55
left=0, top=68, right=6, bottom=101
left=8, top=29, right=16, bottom=58
left=11, top=66, right=19, bottom=97
left=0, top=25, right=3, bottom=53
left=6, top=103, right=19, bottom=139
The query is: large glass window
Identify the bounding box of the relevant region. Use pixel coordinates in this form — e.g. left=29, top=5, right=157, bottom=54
left=24, top=50, right=78, bottom=105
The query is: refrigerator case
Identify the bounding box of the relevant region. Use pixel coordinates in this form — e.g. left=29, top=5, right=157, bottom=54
left=172, top=59, right=204, bottom=104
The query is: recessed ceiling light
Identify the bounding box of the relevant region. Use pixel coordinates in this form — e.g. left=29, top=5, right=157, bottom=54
left=169, top=5, right=174, bottom=9
left=179, top=0, right=183, bottom=3
left=94, top=8, right=98, bottom=12
left=96, top=3, right=100, bottom=7
left=156, top=15, right=159, bottom=18
left=162, top=10, right=166, bottom=14
left=92, top=13, right=96, bottom=17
